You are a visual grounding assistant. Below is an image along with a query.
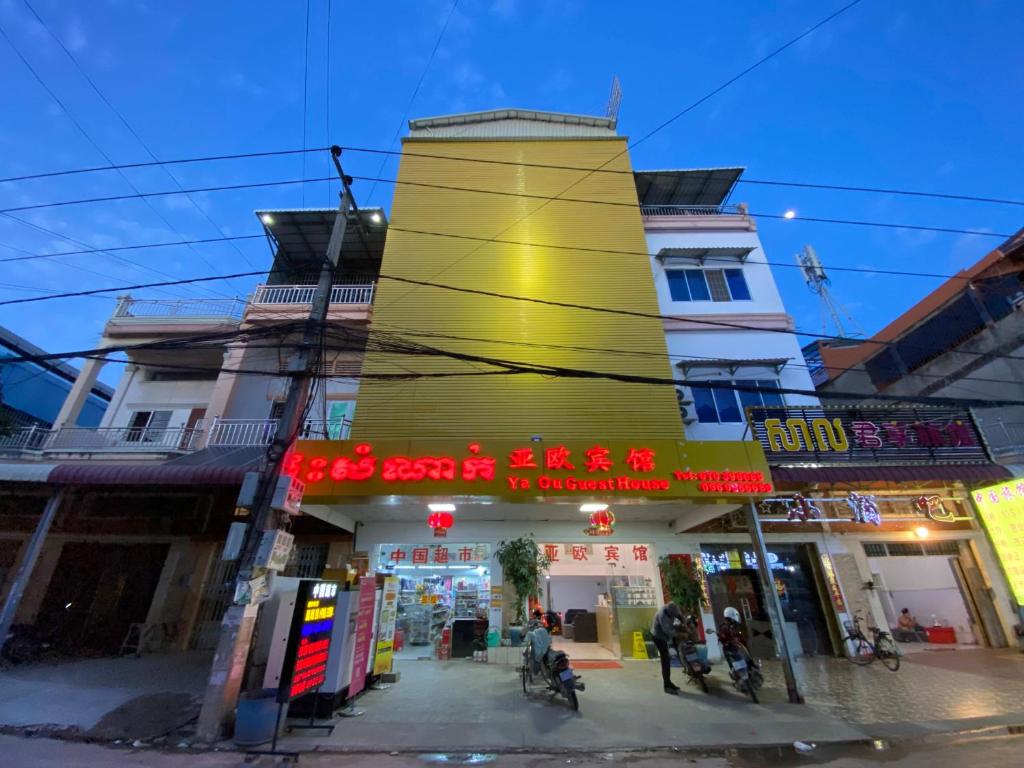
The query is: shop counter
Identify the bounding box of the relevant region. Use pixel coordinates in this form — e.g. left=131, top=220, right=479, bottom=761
left=925, top=626, right=957, bottom=644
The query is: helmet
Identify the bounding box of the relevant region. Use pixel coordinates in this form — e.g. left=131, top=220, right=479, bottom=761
left=723, top=607, right=741, bottom=623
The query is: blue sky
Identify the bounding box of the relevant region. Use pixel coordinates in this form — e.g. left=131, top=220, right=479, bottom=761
left=1, top=0, right=1022, bottom=387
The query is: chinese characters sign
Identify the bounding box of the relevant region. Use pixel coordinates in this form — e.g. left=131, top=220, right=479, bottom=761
left=972, top=479, right=1024, bottom=604
left=378, top=543, right=490, bottom=568
left=544, top=542, right=657, bottom=576
left=278, top=580, right=339, bottom=702
left=748, top=407, right=989, bottom=465
left=288, top=439, right=772, bottom=502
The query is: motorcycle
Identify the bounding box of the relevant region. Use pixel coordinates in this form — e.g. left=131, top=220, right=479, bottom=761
left=521, top=620, right=584, bottom=710
left=720, top=635, right=763, bottom=703
left=674, top=635, right=709, bottom=693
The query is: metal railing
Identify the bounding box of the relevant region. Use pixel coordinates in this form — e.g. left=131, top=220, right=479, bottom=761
left=0, top=425, right=52, bottom=451
left=251, top=284, right=375, bottom=306
left=113, top=296, right=246, bottom=319
left=0, top=425, right=202, bottom=452
left=206, top=417, right=351, bottom=446
left=640, top=204, right=741, bottom=217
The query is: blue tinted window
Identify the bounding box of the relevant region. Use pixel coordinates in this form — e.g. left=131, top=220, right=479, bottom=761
left=685, top=270, right=710, bottom=301
left=735, top=380, right=762, bottom=412
left=713, top=387, right=742, bottom=422
left=666, top=271, right=691, bottom=301
left=692, top=387, right=719, bottom=423
left=757, top=379, right=784, bottom=407
left=725, top=269, right=751, bottom=300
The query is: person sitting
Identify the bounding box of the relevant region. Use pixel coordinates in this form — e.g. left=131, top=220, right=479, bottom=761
left=894, top=608, right=928, bottom=642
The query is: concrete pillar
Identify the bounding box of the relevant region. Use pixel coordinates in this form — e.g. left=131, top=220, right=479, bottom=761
left=847, top=539, right=890, bottom=630
left=969, top=534, right=1020, bottom=645
left=54, top=357, right=106, bottom=428
left=196, top=346, right=248, bottom=448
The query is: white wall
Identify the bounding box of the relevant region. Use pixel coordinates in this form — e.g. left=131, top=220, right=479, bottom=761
left=646, top=230, right=786, bottom=316
left=869, top=555, right=974, bottom=642
left=221, top=346, right=359, bottom=421
left=645, top=227, right=819, bottom=441
left=547, top=576, right=607, bottom=614
left=101, top=367, right=216, bottom=430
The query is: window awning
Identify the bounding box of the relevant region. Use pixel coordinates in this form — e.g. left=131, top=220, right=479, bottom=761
left=677, top=358, right=791, bottom=375
left=46, top=447, right=264, bottom=487
left=656, top=247, right=754, bottom=265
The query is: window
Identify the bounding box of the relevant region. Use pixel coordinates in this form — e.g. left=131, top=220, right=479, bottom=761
left=667, top=268, right=750, bottom=302
left=691, top=379, right=783, bottom=424
left=864, top=541, right=962, bottom=557
left=125, top=410, right=172, bottom=442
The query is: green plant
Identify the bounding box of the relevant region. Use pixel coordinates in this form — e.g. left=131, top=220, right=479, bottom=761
left=495, top=535, right=550, bottom=626
left=658, top=555, right=704, bottom=615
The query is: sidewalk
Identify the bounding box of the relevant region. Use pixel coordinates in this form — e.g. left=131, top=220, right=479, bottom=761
left=1, top=647, right=1021, bottom=752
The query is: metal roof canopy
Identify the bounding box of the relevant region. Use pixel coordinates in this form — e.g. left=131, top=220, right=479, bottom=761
left=409, top=108, right=616, bottom=131
left=657, top=246, right=754, bottom=265
left=634, top=167, right=744, bottom=207
left=255, top=208, right=388, bottom=272
left=677, top=358, right=791, bottom=375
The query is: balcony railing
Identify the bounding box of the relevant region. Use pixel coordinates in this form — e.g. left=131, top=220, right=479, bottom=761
left=113, top=296, right=246, bottom=319
left=206, top=417, right=351, bottom=447
left=640, top=204, right=741, bottom=217
left=0, top=425, right=202, bottom=452
left=0, top=425, right=52, bottom=451
left=251, top=284, right=375, bottom=306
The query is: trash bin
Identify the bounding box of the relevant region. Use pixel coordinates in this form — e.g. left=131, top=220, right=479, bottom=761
left=234, top=689, right=284, bottom=747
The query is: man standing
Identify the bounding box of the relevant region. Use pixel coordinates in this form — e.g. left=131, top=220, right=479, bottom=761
left=651, top=601, right=685, bottom=694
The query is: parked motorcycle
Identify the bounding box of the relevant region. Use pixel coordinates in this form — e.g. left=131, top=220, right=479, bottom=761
left=718, top=633, right=763, bottom=703
left=521, top=620, right=584, bottom=710
left=672, top=616, right=710, bottom=693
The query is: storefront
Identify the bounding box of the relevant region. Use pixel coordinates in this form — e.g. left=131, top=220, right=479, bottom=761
left=287, top=437, right=775, bottom=663
left=744, top=405, right=1019, bottom=649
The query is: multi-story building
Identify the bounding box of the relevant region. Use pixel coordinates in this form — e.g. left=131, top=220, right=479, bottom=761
left=1, top=109, right=1017, bottom=677
left=0, top=326, right=111, bottom=433
left=808, top=229, right=1024, bottom=467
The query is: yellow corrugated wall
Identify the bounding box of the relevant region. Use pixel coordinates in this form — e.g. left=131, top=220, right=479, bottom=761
left=351, top=137, right=683, bottom=440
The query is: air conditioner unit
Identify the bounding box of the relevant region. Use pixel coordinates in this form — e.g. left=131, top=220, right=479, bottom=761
left=1010, top=291, right=1024, bottom=311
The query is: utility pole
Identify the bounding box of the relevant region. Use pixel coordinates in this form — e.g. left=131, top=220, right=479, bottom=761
left=745, top=501, right=803, bottom=704
left=196, top=147, right=355, bottom=740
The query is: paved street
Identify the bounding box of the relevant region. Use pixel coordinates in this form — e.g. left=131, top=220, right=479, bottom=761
left=3, top=729, right=1024, bottom=767
left=1, top=647, right=1022, bottom=754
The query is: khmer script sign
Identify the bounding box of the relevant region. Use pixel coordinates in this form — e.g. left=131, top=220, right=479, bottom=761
left=747, top=406, right=989, bottom=466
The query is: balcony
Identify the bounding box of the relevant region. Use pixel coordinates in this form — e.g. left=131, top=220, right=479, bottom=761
left=251, top=283, right=375, bottom=306
left=206, top=418, right=351, bottom=447
left=640, top=203, right=755, bottom=233
left=113, top=296, right=247, bottom=320
left=0, top=425, right=202, bottom=454
left=245, top=283, right=375, bottom=325
left=974, top=407, right=1024, bottom=460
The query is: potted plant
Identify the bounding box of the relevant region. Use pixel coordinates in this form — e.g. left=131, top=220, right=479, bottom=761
left=496, top=535, right=550, bottom=643
left=658, top=555, right=704, bottom=616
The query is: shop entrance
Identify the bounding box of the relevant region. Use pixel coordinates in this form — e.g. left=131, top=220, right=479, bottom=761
left=36, top=541, right=170, bottom=656
left=702, top=543, right=837, bottom=659
left=377, top=543, right=491, bottom=660
left=541, top=542, right=660, bottom=661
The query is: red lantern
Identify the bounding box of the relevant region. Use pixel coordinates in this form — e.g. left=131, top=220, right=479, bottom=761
left=428, top=511, right=454, bottom=537
left=584, top=509, right=616, bottom=536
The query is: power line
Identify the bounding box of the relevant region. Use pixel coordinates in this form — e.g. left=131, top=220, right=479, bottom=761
left=7, top=322, right=1024, bottom=409
left=0, top=147, right=328, bottom=186
left=340, top=145, right=1024, bottom=209
left=1, top=212, right=229, bottom=301
left=21, top=0, right=260, bottom=272
left=3, top=171, right=1013, bottom=241
left=374, top=0, right=867, bottom=314
left=0, top=234, right=265, bottom=265
left=365, top=0, right=459, bottom=207
left=0, top=16, right=247, bottom=294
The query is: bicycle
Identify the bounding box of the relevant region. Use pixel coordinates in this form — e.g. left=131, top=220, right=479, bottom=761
left=841, top=612, right=901, bottom=671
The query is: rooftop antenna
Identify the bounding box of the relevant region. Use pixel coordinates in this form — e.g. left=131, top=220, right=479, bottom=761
left=605, top=75, right=622, bottom=121
left=797, top=244, right=863, bottom=339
